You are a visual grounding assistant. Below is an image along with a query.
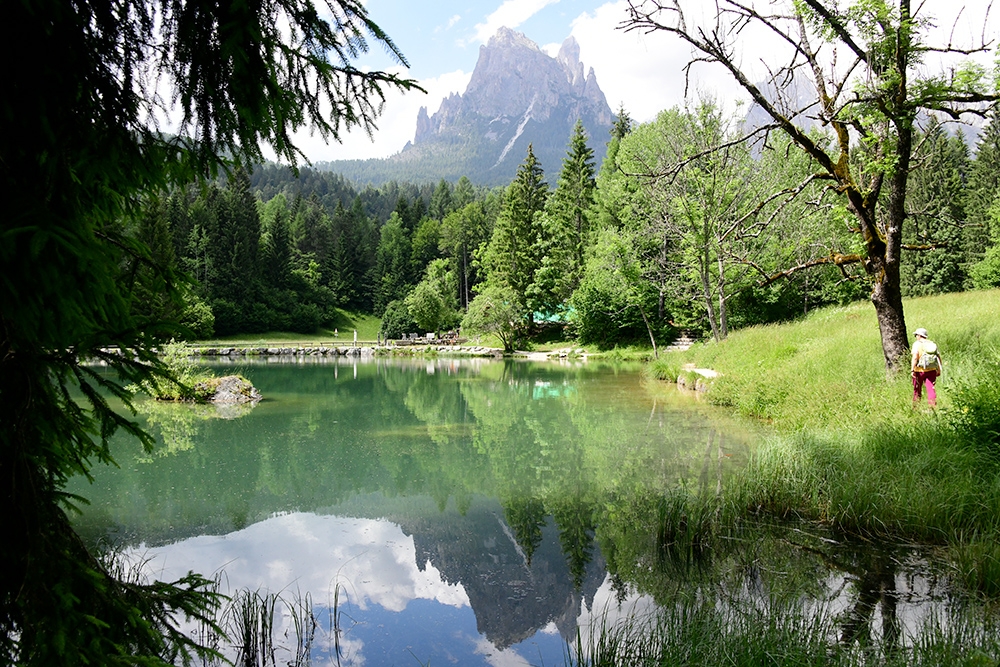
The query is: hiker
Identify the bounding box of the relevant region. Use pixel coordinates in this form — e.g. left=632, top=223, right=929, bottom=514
left=910, top=327, right=942, bottom=408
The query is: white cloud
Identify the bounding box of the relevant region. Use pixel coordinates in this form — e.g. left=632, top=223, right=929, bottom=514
left=472, top=0, right=561, bottom=45
left=570, top=1, right=754, bottom=123
left=286, top=68, right=473, bottom=163
left=571, top=0, right=996, bottom=126
left=132, top=513, right=471, bottom=613
left=473, top=635, right=535, bottom=667
left=447, top=14, right=462, bottom=30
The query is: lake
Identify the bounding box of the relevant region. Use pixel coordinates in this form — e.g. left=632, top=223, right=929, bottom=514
left=71, top=357, right=973, bottom=666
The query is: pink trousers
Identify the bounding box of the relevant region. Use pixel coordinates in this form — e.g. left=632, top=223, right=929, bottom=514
left=912, top=370, right=939, bottom=406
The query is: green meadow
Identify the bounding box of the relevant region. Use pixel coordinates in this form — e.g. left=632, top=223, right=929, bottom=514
left=651, top=289, right=1000, bottom=596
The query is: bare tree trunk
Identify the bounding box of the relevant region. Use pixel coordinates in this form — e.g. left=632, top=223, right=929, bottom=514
left=870, top=149, right=912, bottom=370
left=462, top=246, right=469, bottom=310
left=716, top=252, right=728, bottom=339
left=701, top=248, right=721, bottom=343
left=638, top=304, right=658, bottom=359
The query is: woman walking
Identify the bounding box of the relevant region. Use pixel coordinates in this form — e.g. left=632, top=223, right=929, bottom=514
left=910, top=327, right=942, bottom=409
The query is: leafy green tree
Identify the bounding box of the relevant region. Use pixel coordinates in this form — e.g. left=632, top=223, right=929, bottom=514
left=405, top=259, right=460, bottom=334
left=404, top=272, right=461, bottom=337
left=462, top=283, right=526, bottom=353
left=0, top=0, right=416, bottom=662
left=529, top=120, right=597, bottom=317
left=380, top=299, right=419, bottom=340
left=623, top=0, right=999, bottom=368
left=604, top=102, right=819, bottom=342
left=480, top=145, right=548, bottom=316
left=411, top=217, right=442, bottom=277
left=440, top=202, right=493, bottom=310
left=571, top=228, right=665, bottom=352
left=373, top=212, right=413, bottom=314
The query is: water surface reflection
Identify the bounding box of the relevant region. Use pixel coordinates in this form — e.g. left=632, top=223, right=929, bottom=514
left=72, top=358, right=972, bottom=665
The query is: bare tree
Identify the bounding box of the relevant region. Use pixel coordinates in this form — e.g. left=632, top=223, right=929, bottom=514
left=622, top=0, right=998, bottom=370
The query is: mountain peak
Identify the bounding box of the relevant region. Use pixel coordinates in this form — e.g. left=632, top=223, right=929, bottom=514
left=321, top=28, right=614, bottom=186
left=488, top=25, right=540, bottom=51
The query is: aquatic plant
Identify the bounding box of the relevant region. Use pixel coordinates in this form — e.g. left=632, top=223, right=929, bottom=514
left=567, top=595, right=1000, bottom=666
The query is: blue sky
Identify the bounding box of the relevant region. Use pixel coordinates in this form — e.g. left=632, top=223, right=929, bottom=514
left=313, top=0, right=706, bottom=161
left=357, top=0, right=605, bottom=79
left=297, top=0, right=996, bottom=163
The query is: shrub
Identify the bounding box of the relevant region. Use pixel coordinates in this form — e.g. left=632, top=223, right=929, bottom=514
left=945, top=356, right=1000, bottom=458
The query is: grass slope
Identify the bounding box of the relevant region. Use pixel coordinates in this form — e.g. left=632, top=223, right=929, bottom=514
left=652, top=289, right=1000, bottom=595
left=197, top=310, right=383, bottom=346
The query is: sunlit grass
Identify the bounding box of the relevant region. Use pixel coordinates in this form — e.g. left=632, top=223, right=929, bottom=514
left=653, top=289, right=1000, bottom=430
left=197, top=309, right=383, bottom=345
left=647, top=289, right=1000, bottom=594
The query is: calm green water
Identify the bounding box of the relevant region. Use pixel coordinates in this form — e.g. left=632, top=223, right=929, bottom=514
left=71, top=358, right=963, bottom=666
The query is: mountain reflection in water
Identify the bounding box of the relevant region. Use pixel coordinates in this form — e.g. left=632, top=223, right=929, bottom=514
left=72, top=358, right=973, bottom=665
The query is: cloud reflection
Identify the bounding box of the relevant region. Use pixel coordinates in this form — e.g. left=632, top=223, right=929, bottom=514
left=132, top=512, right=471, bottom=613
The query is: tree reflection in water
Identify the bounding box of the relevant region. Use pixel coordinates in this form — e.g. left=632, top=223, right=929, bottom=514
left=73, top=358, right=994, bottom=663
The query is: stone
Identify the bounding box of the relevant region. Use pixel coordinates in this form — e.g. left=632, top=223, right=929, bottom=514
left=192, top=375, right=262, bottom=405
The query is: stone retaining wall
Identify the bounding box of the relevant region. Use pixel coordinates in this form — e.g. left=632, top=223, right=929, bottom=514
left=184, top=345, right=503, bottom=358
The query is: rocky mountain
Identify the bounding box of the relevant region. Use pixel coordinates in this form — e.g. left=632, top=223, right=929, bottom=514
left=317, top=27, right=615, bottom=187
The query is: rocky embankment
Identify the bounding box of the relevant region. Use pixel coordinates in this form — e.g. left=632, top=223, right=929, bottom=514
left=189, top=345, right=504, bottom=358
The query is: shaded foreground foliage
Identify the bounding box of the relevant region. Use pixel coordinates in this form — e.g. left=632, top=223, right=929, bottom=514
left=0, top=0, right=416, bottom=662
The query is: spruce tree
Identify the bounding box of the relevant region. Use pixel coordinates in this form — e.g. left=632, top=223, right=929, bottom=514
left=529, top=121, right=597, bottom=316
left=429, top=178, right=453, bottom=220
left=901, top=120, right=970, bottom=295
left=481, top=144, right=548, bottom=312
left=1, top=0, right=417, bottom=660
left=964, top=110, right=1000, bottom=262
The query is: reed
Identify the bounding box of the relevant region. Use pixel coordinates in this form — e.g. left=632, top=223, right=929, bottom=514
left=567, top=596, right=1000, bottom=666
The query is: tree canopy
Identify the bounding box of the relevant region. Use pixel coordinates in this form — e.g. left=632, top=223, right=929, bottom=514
left=622, top=0, right=999, bottom=369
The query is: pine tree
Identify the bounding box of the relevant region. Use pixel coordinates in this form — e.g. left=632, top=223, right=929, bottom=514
left=529, top=121, right=597, bottom=316
left=965, top=110, right=1000, bottom=260
left=481, top=145, right=548, bottom=311
left=1, top=0, right=417, bottom=661
left=262, top=197, right=293, bottom=288
left=429, top=178, right=453, bottom=220
left=209, top=168, right=262, bottom=307
left=901, top=119, right=970, bottom=296
left=452, top=176, right=477, bottom=210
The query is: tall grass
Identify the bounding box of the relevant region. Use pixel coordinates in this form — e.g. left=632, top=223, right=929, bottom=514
left=184, top=583, right=321, bottom=667
left=650, top=290, right=1000, bottom=594
left=568, top=598, right=1000, bottom=667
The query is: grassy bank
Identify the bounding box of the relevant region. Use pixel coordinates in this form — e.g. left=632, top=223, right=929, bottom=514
left=196, top=310, right=383, bottom=346
left=650, top=289, right=1000, bottom=595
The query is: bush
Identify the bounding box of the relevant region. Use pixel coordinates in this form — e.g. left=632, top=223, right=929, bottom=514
left=970, top=245, right=1000, bottom=289
left=380, top=299, right=418, bottom=340
left=180, top=294, right=215, bottom=340
left=289, top=303, right=322, bottom=333
left=945, top=356, right=1000, bottom=457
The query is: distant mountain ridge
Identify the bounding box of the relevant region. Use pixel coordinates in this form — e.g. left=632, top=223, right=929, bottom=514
left=316, top=27, right=615, bottom=187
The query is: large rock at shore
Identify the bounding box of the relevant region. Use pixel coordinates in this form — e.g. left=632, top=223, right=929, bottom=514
left=192, top=375, right=262, bottom=405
